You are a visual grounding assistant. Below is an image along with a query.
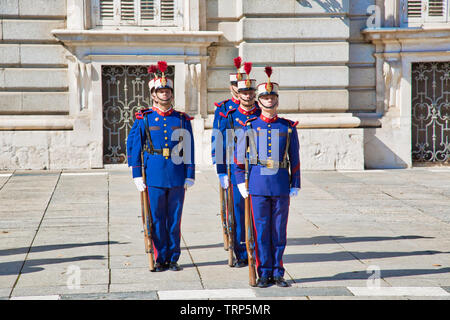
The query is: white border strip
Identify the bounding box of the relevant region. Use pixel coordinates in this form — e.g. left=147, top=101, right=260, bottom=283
left=10, top=295, right=61, bottom=300
left=348, top=287, right=450, bottom=297
left=0, top=174, right=12, bottom=177
left=157, top=289, right=256, bottom=300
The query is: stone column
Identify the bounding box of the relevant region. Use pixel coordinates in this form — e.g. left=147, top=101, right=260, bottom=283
left=67, top=0, right=91, bottom=30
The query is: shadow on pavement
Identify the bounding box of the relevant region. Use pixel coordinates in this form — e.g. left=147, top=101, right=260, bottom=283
left=292, top=267, right=450, bottom=283
left=0, top=241, right=125, bottom=256
left=284, top=250, right=448, bottom=264
left=287, top=235, right=434, bottom=246
left=0, top=255, right=105, bottom=276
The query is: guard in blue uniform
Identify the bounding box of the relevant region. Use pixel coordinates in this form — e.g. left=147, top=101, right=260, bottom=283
left=235, top=66, right=300, bottom=287
left=128, top=61, right=195, bottom=272
left=211, top=57, right=243, bottom=183
left=127, top=65, right=158, bottom=167
left=211, top=59, right=261, bottom=267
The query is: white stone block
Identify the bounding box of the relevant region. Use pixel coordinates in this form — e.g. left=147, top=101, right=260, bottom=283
left=20, top=44, right=67, bottom=65
left=207, top=21, right=241, bottom=42
left=349, top=90, right=376, bottom=112
left=243, top=18, right=349, bottom=40
left=243, top=0, right=294, bottom=14
left=0, top=92, right=21, bottom=111
left=0, top=131, right=50, bottom=169
left=349, top=19, right=367, bottom=41
left=208, top=66, right=348, bottom=89
left=273, top=90, right=349, bottom=113
left=207, top=68, right=230, bottom=90
left=251, top=66, right=349, bottom=88
left=207, top=0, right=239, bottom=19
left=294, top=0, right=350, bottom=14
left=294, top=42, right=349, bottom=63
left=364, top=118, right=411, bottom=169
left=240, top=43, right=295, bottom=64
left=243, top=0, right=350, bottom=15
left=0, top=69, right=4, bottom=87
left=0, top=44, right=20, bottom=65
left=0, top=0, right=19, bottom=16
left=22, top=92, right=69, bottom=113
left=19, top=0, right=66, bottom=17
left=299, top=128, right=364, bottom=170
left=350, top=43, right=375, bottom=64
left=3, top=68, right=68, bottom=89
left=2, top=20, right=65, bottom=41
left=349, top=67, right=376, bottom=88
left=350, top=0, right=375, bottom=15
left=207, top=91, right=230, bottom=113
left=298, top=90, right=349, bottom=112
left=207, top=45, right=239, bottom=67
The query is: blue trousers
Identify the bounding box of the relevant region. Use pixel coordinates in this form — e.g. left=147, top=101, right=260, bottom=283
left=228, top=184, right=248, bottom=261
left=147, top=186, right=185, bottom=264
left=249, top=195, right=290, bottom=278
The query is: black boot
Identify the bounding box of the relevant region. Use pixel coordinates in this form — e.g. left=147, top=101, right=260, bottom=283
left=169, top=262, right=182, bottom=271
left=256, top=277, right=271, bottom=288
left=233, top=259, right=248, bottom=268
left=273, top=276, right=290, bottom=287
left=153, top=262, right=166, bottom=272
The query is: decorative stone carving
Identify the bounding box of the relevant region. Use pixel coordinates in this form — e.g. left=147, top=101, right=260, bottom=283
left=382, top=59, right=402, bottom=111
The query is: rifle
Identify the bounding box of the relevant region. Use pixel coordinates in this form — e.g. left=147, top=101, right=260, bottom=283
left=141, top=152, right=155, bottom=272
left=140, top=192, right=149, bottom=253
left=244, top=141, right=257, bottom=287
left=226, top=164, right=235, bottom=267
left=219, top=184, right=229, bottom=251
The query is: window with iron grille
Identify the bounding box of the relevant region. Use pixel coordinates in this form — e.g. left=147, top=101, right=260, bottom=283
left=95, top=0, right=180, bottom=27
left=401, top=0, right=450, bottom=26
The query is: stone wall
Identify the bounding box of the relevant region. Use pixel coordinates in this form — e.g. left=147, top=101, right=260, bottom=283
left=0, top=0, right=102, bottom=170
left=0, top=0, right=68, bottom=115
left=0, top=0, right=377, bottom=170
left=204, top=0, right=375, bottom=170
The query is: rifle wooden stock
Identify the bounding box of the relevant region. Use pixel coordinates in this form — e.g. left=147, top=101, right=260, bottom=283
left=226, top=166, right=235, bottom=267
left=244, top=144, right=257, bottom=287
left=140, top=192, right=149, bottom=253
left=141, top=153, right=155, bottom=272
left=219, top=185, right=229, bottom=251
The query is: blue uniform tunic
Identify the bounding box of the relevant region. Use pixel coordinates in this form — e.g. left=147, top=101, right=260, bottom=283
left=211, top=97, right=261, bottom=262
left=234, top=113, right=300, bottom=278
left=128, top=106, right=195, bottom=264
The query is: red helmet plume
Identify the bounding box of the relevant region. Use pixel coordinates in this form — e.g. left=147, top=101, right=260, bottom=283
left=264, top=66, right=273, bottom=79
left=233, top=57, right=242, bottom=70
left=147, top=65, right=158, bottom=75
left=244, top=62, right=252, bottom=76
left=157, top=61, right=168, bottom=74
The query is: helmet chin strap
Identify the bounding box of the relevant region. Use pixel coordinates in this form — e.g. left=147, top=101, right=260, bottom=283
left=239, top=92, right=256, bottom=104
left=156, top=90, right=173, bottom=103
left=258, top=97, right=279, bottom=109
left=231, top=86, right=240, bottom=99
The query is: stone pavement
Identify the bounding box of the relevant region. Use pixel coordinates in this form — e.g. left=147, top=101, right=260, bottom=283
left=0, top=167, right=450, bottom=300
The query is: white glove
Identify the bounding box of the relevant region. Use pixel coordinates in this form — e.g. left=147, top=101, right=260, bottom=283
left=184, top=178, right=195, bottom=189
left=218, top=173, right=229, bottom=189
left=134, top=177, right=146, bottom=192
left=237, top=183, right=249, bottom=199
left=289, top=188, right=300, bottom=197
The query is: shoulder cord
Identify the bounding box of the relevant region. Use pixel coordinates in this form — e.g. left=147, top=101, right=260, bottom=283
left=143, top=114, right=155, bottom=154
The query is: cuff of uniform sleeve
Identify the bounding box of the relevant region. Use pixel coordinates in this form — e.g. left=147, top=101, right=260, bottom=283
left=234, top=173, right=245, bottom=185
left=216, top=164, right=227, bottom=175
left=132, top=166, right=143, bottom=178
left=186, top=165, right=195, bottom=180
